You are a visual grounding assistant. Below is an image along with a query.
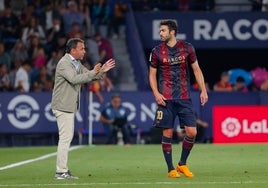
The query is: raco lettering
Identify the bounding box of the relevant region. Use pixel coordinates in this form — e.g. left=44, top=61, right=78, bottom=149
left=194, top=19, right=268, bottom=41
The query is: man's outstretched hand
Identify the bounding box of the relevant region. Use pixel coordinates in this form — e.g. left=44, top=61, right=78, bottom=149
left=101, top=58, right=116, bottom=72
left=93, top=59, right=116, bottom=74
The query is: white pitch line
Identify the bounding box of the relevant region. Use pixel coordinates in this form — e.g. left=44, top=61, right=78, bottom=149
left=0, top=181, right=268, bottom=187
left=0, top=145, right=83, bottom=171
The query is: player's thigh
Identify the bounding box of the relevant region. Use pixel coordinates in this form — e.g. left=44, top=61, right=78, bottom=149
left=177, top=100, right=196, bottom=128
left=153, top=102, right=176, bottom=129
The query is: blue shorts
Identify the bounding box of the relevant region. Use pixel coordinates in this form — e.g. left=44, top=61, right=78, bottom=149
left=153, top=99, right=196, bottom=129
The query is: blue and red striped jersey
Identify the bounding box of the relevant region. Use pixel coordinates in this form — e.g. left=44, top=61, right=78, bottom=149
left=149, top=40, right=197, bottom=100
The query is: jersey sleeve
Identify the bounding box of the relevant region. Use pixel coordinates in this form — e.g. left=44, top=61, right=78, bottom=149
left=149, top=47, right=158, bottom=68
left=187, top=43, right=197, bottom=64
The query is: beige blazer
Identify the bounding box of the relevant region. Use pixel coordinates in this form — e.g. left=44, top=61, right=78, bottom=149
left=51, top=54, right=103, bottom=112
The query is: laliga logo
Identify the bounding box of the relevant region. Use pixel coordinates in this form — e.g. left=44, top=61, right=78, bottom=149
left=221, top=117, right=268, bottom=138
left=7, top=95, right=39, bottom=129
left=221, top=117, right=241, bottom=138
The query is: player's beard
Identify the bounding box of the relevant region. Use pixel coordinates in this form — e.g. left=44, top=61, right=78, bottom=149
left=161, top=34, right=172, bottom=43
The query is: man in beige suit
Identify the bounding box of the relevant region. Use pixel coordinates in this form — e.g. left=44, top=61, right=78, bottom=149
left=51, top=38, right=115, bottom=180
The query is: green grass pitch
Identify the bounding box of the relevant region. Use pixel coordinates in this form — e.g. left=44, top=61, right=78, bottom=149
left=0, top=144, right=268, bottom=188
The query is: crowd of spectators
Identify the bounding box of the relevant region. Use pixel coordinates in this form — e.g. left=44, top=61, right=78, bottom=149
left=0, top=0, right=126, bottom=93
left=131, top=0, right=268, bottom=12
left=131, top=0, right=216, bottom=11
left=0, top=0, right=267, bottom=93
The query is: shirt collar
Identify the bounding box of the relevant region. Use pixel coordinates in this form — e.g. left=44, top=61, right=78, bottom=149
left=69, top=54, right=79, bottom=70
left=68, top=54, right=76, bottom=62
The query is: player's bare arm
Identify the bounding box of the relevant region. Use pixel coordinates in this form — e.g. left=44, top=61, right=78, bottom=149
left=149, top=66, right=167, bottom=106
left=191, top=61, right=208, bottom=106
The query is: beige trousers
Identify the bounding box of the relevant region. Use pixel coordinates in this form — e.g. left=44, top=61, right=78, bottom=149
left=52, top=109, right=75, bottom=173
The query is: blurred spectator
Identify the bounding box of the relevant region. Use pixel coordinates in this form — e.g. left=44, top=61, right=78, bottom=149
left=99, top=93, right=132, bottom=145
left=84, top=40, right=96, bottom=68
left=260, top=79, right=268, bottom=91
left=31, top=66, right=53, bottom=92
left=14, top=60, right=31, bottom=92
left=190, top=0, right=215, bottom=11
left=45, top=17, right=65, bottom=56
left=50, top=32, right=68, bottom=54
left=213, top=71, right=232, bottom=92
left=46, top=49, right=63, bottom=77
left=178, top=0, right=190, bottom=11
left=9, top=0, right=28, bottom=17
left=27, top=35, right=47, bottom=80
left=0, top=63, right=10, bottom=91
left=262, top=0, right=268, bottom=11
left=27, top=35, right=46, bottom=69
left=62, top=0, right=85, bottom=35
left=39, top=0, right=62, bottom=35
left=55, top=0, right=68, bottom=15
left=93, top=32, right=114, bottom=64
left=93, top=32, right=116, bottom=82
left=191, top=81, right=210, bottom=91
left=19, top=2, right=36, bottom=28
left=248, top=0, right=262, bottom=11
left=21, top=16, right=46, bottom=47
left=68, top=22, right=85, bottom=39
left=0, top=42, right=11, bottom=71
left=77, top=0, right=92, bottom=37
left=107, top=0, right=129, bottom=39
left=32, top=45, right=46, bottom=70
left=140, top=0, right=153, bottom=11
left=0, top=6, right=21, bottom=51
left=91, top=0, right=110, bottom=35
left=131, top=0, right=154, bottom=11
left=89, top=80, right=104, bottom=103
left=30, top=0, right=43, bottom=16
left=9, top=39, right=29, bottom=63
left=232, top=76, right=248, bottom=92
left=100, top=73, right=114, bottom=92
left=160, top=0, right=178, bottom=11
left=8, top=59, right=21, bottom=91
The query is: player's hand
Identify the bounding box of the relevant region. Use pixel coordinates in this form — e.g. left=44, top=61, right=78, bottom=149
left=93, top=63, right=102, bottom=73
left=101, top=59, right=116, bottom=72
left=200, top=91, right=208, bottom=106
left=154, top=92, right=167, bottom=106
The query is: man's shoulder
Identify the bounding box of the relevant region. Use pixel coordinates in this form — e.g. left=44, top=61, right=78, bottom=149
left=151, top=43, right=165, bottom=53
left=102, top=103, right=113, bottom=110
left=57, top=54, right=71, bottom=65
left=177, top=40, right=194, bottom=48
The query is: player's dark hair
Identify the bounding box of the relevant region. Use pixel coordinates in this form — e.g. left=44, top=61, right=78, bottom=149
left=111, top=93, right=121, bottom=100
left=65, top=38, right=84, bottom=53
left=160, top=20, right=178, bottom=36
